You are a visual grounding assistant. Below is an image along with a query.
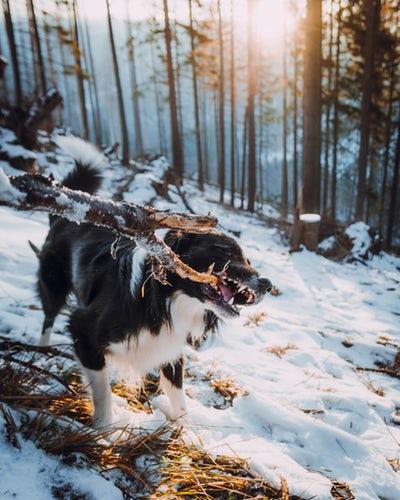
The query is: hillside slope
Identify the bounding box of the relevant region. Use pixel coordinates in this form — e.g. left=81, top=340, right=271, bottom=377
left=0, top=140, right=399, bottom=499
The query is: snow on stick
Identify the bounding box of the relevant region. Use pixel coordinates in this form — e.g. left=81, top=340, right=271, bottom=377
left=0, top=170, right=219, bottom=287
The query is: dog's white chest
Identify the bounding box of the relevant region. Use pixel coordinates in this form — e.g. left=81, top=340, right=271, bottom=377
left=106, top=293, right=206, bottom=376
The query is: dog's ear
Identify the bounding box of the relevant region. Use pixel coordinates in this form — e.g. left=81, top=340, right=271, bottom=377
left=164, top=230, right=193, bottom=255
left=28, top=240, right=41, bottom=258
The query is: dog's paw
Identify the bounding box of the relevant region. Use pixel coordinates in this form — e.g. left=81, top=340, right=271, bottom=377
left=152, top=395, right=191, bottom=427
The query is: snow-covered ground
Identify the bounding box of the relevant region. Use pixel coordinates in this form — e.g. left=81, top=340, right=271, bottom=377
left=1, top=140, right=400, bottom=499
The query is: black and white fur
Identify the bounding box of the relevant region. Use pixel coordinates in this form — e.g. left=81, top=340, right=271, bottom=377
left=36, top=137, right=272, bottom=428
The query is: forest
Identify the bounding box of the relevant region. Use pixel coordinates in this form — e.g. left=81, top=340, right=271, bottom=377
left=1, top=1, right=400, bottom=499
left=1, top=0, right=399, bottom=249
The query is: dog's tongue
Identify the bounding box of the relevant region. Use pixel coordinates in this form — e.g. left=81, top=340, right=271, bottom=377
left=219, top=283, right=233, bottom=301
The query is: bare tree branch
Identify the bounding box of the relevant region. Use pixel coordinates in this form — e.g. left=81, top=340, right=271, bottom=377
left=0, top=170, right=219, bottom=287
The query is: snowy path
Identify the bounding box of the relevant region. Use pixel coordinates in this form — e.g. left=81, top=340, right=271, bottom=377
left=0, top=167, right=399, bottom=498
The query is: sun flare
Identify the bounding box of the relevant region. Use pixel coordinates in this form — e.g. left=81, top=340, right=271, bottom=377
left=245, top=0, right=299, bottom=47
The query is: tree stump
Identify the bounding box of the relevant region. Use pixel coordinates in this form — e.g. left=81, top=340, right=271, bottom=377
left=300, top=213, right=321, bottom=251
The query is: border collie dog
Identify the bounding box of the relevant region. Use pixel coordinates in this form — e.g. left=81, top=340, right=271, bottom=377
left=37, top=137, right=272, bottom=428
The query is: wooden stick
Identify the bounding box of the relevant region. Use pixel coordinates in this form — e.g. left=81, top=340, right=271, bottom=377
left=0, top=170, right=219, bottom=287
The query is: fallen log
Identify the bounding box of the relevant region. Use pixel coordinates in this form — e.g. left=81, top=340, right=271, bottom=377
left=0, top=169, right=219, bottom=287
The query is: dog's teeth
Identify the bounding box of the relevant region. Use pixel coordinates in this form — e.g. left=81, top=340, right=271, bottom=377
left=238, top=286, right=246, bottom=292
left=228, top=297, right=234, bottom=304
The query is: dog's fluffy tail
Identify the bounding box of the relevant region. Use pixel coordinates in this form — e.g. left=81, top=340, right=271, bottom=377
left=49, top=135, right=106, bottom=226
left=54, top=135, right=105, bottom=194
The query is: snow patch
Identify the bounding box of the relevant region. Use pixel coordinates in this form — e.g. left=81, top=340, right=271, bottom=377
left=299, top=213, right=321, bottom=223
left=345, top=222, right=372, bottom=258
left=0, top=168, right=23, bottom=203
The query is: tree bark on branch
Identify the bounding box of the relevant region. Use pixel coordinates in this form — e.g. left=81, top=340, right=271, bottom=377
left=0, top=171, right=219, bottom=287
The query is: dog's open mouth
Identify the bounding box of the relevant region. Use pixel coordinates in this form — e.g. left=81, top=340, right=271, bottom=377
left=203, top=274, right=257, bottom=317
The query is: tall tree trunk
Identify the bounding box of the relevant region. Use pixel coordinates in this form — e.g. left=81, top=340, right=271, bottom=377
left=188, top=0, right=204, bottom=190
left=292, top=5, right=299, bottom=209
left=126, top=7, right=144, bottom=157
left=214, top=89, right=220, bottom=184
left=55, top=0, right=72, bottom=125
left=26, top=0, right=39, bottom=96
left=258, top=90, right=264, bottom=209
left=163, top=0, right=184, bottom=180
left=281, top=21, right=288, bottom=217
left=43, top=15, right=56, bottom=86
left=247, top=0, right=256, bottom=213
left=331, top=0, right=342, bottom=220
left=240, top=105, right=248, bottom=210
left=322, top=0, right=334, bottom=218
left=0, top=35, right=9, bottom=99
left=43, top=13, right=61, bottom=123
left=386, top=105, right=400, bottom=250
left=174, top=23, right=184, bottom=151
left=106, top=0, right=129, bottom=163
left=72, top=0, right=89, bottom=140
left=3, top=0, right=22, bottom=104
left=365, top=145, right=376, bottom=223
left=379, top=21, right=397, bottom=234
left=27, top=0, right=47, bottom=94
left=229, top=0, right=236, bottom=206
left=355, top=0, right=381, bottom=220
left=150, top=41, right=166, bottom=155
left=217, top=0, right=225, bottom=203
left=201, top=91, right=210, bottom=183
left=83, top=12, right=102, bottom=145
left=301, top=0, right=322, bottom=215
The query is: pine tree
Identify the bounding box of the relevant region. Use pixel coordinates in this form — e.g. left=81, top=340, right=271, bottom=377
left=281, top=18, right=289, bottom=217
left=148, top=30, right=167, bottom=155
left=355, top=0, right=381, bottom=220
left=71, top=0, right=89, bottom=139
left=322, top=0, right=334, bottom=218
left=330, top=0, right=342, bottom=220
left=247, top=0, right=256, bottom=213
left=163, top=0, right=184, bottom=180
left=188, top=0, right=204, bottom=190
left=386, top=103, right=400, bottom=249
left=83, top=9, right=102, bottom=145
left=217, top=0, right=225, bottom=203
left=106, top=0, right=130, bottom=163
left=301, top=0, right=322, bottom=214
left=229, top=0, right=236, bottom=206
left=27, top=0, right=47, bottom=94
left=126, top=6, right=144, bottom=157
left=379, top=8, right=398, bottom=233
left=3, top=0, right=22, bottom=104
left=291, top=0, right=300, bottom=209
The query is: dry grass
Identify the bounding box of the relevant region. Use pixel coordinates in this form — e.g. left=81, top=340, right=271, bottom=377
left=210, top=376, right=248, bottom=408
left=388, top=458, right=400, bottom=472
left=243, top=311, right=268, bottom=327
left=330, top=479, right=355, bottom=499
left=270, top=286, right=282, bottom=297
left=377, top=336, right=398, bottom=348
left=266, top=344, right=297, bottom=359
left=0, top=338, right=302, bottom=499
left=153, top=440, right=295, bottom=499
left=366, top=381, right=385, bottom=397
left=112, top=374, right=160, bottom=415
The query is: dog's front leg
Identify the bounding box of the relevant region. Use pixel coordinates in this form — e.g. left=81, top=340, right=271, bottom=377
left=160, top=357, right=187, bottom=421
left=83, top=367, right=112, bottom=429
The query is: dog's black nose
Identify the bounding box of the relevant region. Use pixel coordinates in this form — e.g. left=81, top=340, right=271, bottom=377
left=258, top=278, right=272, bottom=293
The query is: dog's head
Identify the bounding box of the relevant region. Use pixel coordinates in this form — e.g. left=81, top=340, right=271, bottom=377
left=164, top=231, right=272, bottom=318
